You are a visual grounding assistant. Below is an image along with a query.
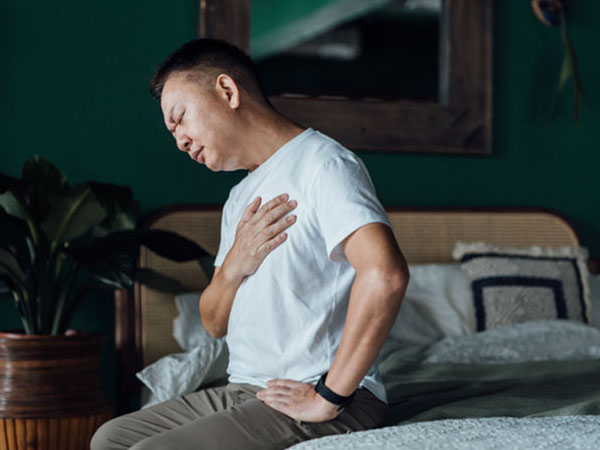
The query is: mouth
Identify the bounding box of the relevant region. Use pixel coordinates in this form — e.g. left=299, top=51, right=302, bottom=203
left=190, top=147, right=204, bottom=163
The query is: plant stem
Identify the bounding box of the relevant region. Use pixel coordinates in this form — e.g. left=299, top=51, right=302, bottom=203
left=50, top=266, right=79, bottom=335
left=12, top=290, right=33, bottom=334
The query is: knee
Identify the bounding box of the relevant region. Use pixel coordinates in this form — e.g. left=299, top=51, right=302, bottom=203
left=90, top=417, right=126, bottom=450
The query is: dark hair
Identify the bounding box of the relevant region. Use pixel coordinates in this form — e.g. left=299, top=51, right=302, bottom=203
left=150, top=38, right=268, bottom=103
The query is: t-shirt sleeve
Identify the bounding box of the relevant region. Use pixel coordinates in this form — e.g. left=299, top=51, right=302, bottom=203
left=312, top=154, right=392, bottom=262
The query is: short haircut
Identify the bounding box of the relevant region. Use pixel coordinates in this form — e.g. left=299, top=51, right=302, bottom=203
left=150, top=38, right=269, bottom=104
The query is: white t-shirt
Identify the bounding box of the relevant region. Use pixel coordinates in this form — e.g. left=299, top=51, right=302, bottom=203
left=214, top=128, right=392, bottom=403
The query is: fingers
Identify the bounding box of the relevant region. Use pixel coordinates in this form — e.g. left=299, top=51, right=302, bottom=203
left=256, top=230, right=288, bottom=257
left=267, top=379, right=301, bottom=389
left=262, top=214, right=296, bottom=239
left=239, top=196, right=262, bottom=227
left=251, top=193, right=296, bottom=226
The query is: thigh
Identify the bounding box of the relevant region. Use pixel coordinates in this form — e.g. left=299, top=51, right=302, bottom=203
left=128, top=388, right=387, bottom=450
left=129, top=396, right=304, bottom=450
left=297, top=388, right=388, bottom=439
left=91, top=384, right=240, bottom=450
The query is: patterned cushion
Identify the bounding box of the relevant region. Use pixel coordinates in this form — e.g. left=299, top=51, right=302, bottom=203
left=452, top=242, right=591, bottom=331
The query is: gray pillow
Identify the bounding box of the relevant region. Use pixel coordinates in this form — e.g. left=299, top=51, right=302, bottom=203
left=589, top=273, right=600, bottom=328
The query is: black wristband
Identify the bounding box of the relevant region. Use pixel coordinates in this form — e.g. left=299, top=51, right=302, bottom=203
left=314, top=372, right=355, bottom=411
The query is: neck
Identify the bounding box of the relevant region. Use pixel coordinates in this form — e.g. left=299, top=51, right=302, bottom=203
left=237, top=103, right=306, bottom=172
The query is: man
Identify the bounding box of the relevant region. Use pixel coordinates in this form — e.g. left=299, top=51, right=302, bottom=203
left=91, top=38, right=409, bottom=450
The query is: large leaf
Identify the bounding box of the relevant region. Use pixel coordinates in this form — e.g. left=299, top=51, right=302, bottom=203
left=42, top=186, right=107, bottom=245
left=0, top=248, right=26, bottom=285
left=0, top=192, right=28, bottom=221
left=67, top=229, right=212, bottom=288
left=0, top=274, right=15, bottom=295
left=0, top=173, right=27, bottom=194
left=89, top=181, right=134, bottom=222
left=89, top=181, right=139, bottom=235
left=136, top=229, right=212, bottom=262
left=22, top=156, right=68, bottom=223
left=0, top=207, right=32, bottom=274
left=22, top=156, right=67, bottom=191
left=135, top=268, right=185, bottom=293
left=67, top=231, right=138, bottom=288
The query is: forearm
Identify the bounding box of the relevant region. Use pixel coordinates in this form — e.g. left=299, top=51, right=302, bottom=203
left=324, top=268, right=408, bottom=396
left=199, top=257, right=245, bottom=338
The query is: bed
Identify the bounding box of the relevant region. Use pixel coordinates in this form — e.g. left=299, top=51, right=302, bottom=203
left=114, top=206, right=600, bottom=449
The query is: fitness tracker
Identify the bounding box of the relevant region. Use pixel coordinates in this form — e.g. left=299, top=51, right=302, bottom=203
left=314, top=372, right=355, bottom=411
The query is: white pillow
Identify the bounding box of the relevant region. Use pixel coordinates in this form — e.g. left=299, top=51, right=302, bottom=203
left=136, top=340, right=229, bottom=408
left=173, top=291, right=215, bottom=351
left=136, top=291, right=229, bottom=408
left=389, top=263, right=474, bottom=345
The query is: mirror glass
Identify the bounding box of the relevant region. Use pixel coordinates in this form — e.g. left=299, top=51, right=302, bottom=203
left=250, top=0, right=440, bottom=101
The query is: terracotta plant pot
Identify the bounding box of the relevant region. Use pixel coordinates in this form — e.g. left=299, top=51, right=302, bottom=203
left=0, top=330, right=112, bottom=450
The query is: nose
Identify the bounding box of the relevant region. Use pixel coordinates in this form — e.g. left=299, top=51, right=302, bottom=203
left=176, top=135, right=191, bottom=152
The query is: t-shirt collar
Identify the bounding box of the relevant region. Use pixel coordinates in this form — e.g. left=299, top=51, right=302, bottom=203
left=244, top=127, right=314, bottom=181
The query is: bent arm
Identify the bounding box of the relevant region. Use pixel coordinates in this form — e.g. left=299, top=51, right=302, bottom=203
left=199, top=263, right=244, bottom=338
left=324, top=222, right=409, bottom=397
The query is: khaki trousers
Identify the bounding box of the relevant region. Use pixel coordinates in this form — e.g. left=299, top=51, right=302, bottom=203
left=90, top=383, right=387, bottom=450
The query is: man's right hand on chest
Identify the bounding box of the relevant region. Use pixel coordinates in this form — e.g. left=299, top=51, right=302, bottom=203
left=199, top=193, right=297, bottom=338
left=223, top=193, right=297, bottom=282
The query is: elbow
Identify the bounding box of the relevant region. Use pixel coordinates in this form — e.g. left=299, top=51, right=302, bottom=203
left=201, top=314, right=227, bottom=339
left=206, top=324, right=227, bottom=339
left=199, top=295, right=227, bottom=339
left=374, top=264, right=410, bottom=306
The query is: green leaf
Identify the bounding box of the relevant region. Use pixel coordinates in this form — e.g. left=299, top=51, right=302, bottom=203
left=42, top=186, right=107, bottom=245
left=0, top=192, right=28, bottom=221
left=89, top=181, right=139, bottom=235
left=67, top=230, right=138, bottom=288
left=22, top=156, right=68, bottom=223
left=0, top=248, right=26, bottom=285
left=136, top=229, right=213, bottom=262
left=0, top=173, right=27, bottom=194
left=0, top=208, right=32, bottom=275
left=89, top=181, right=134, bottom=221
left=93, top=204, right=139, bottom=237
left=22, top=156, right=67, bottom=191
left=67, top=229, right=213, bottom=289
left=557, top=50, right=571, bottom=93
left=0, top=274, right=15, bottom=295
left=135, top=268, right=186, bottom=293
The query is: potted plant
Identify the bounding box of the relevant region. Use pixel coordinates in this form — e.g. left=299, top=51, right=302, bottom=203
left=0, top=156, right=212, bottom=449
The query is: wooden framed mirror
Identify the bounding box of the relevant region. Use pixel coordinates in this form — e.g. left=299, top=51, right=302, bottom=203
left=198, top=0, right=492, bottom=155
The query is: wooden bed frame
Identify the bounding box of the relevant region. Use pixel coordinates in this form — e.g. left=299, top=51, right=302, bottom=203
left=114, top=206, right=586, bottom=414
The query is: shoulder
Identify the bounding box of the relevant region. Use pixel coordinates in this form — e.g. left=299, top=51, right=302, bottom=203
left=300, top=130, right=367, bottom=183
left=303, top=130, right=357, bottom=165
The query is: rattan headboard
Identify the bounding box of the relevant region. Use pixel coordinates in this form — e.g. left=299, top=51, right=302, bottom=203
left=114, top=206, right=581, bottom=413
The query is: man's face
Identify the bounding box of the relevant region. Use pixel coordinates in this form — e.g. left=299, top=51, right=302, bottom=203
left=160, top=72, right=240, bottom=172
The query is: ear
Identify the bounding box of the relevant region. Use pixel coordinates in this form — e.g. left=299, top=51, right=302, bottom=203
left=215, top=74, right=241, bottom=109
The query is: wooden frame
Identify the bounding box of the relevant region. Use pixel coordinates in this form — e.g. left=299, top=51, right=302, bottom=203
left=198, top=0, right=493, bottom=155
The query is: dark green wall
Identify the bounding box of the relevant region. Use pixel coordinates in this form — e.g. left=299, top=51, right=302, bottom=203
left=1, top=1, right=599, bottom=407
